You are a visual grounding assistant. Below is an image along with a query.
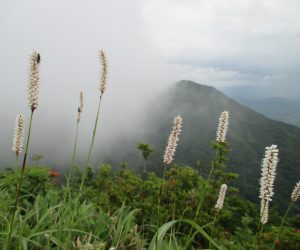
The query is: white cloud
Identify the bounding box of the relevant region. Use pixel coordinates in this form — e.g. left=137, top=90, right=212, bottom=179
left=142, top=0, right=300, bottom=91
left=171, top=64, right=268, bottom=87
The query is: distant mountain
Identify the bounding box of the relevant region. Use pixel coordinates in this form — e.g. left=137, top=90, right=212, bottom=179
left=133, top=80, right=300, bottom=212
left=221, top=85, right=268, bottom=99
left=233, top=96, right=300, bottom=128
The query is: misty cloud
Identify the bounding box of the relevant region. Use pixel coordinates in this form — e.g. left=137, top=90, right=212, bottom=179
left=0, top=0, right=176, bottom=167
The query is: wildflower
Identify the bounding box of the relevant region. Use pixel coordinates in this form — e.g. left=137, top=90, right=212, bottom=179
left=77, top=90, right=84, bottom=122
left=12, top=114, right=25, bottom=156
left=216, top=111, right=229, bottom=143
left=163, top=115, right=183, bottom=165
left=28, top=50, right=41, bottom=111
left=259, top=145, right=279, bottom=224
left=291, top=181, right=300, bottom=202
left=49, top=169, right=60, bottom=178
left=99, top=50, right=108, bottom=96
left=215, top=184, right=227, bottom=212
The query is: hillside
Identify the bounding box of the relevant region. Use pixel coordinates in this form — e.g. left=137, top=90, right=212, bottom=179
left=137, top=80, right=300, bottom=211
left=234, top=96, right=300, bottom=128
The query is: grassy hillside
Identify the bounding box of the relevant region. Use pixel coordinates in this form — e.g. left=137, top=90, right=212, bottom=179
left=139, top=80, right=300, bottom=212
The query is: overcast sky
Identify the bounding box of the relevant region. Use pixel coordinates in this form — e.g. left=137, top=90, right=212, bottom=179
left=1, top=1, right=300, bottom=96
left=1, top=0, right=300, bottom=166
left=142, top=0, right=300, bottom=96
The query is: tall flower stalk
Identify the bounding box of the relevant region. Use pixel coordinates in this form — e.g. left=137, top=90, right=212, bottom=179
left=210, top=184, right=227, bottom=249
left=7, top=50, right=41, bottom=250
left=271, top=180, right=300, bottom=249
left=207, top=110, right=230, bottom=180
left=210, top=110, right=230, bottom=179
left=195, top=111, right=230, bottom=217
left=86, top=50, right=107, bottom=166
left=256, top=145, right=279, bottom=247
left=22, top=50, right=40, bottom=174
left=71, top=90, right=84, bottom=166
left=65, top=50, right=108, bottom=250
left=157, top=115, right=182, bottom=224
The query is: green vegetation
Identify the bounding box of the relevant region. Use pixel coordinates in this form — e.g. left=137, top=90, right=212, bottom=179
left=1, top=150, right=300, bottom=249
left=2, top=52, right=300, bottom=249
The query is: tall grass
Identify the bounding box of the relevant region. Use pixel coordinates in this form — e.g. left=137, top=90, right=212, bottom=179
left=158, top=115, right=182, bottom=225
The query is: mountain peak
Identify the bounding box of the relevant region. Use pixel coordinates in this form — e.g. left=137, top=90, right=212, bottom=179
left=176, top=80, right=217, bottom=93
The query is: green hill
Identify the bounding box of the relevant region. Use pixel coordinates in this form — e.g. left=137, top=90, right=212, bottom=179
left=139, top=80, right=300, bottom=211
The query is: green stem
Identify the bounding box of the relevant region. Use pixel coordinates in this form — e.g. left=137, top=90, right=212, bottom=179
left=64, top=95, right=103, bottom=250
left=77, top=95, right=103, bottom=207
left=210, top=211, right=218, bottom=249
left=255, top=201, right=268, bottom=249
left=256, top=223, right=264, bottom=250
left=207, top=148, right=220, bottom=181
left=15, top=156, right=19, bottom=169
left=71, top=122, right=80, bottom=167
left=157, top=164, right=167, bottom=226
left=195, top=147, right=219, bottom=218
left=86, top=95, right=102, bottom=166
left=79, top=95, right=103, bottom=195
left=7, top=110, right=34, bottom=250
left=271, top=202, right=293, bottom=249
